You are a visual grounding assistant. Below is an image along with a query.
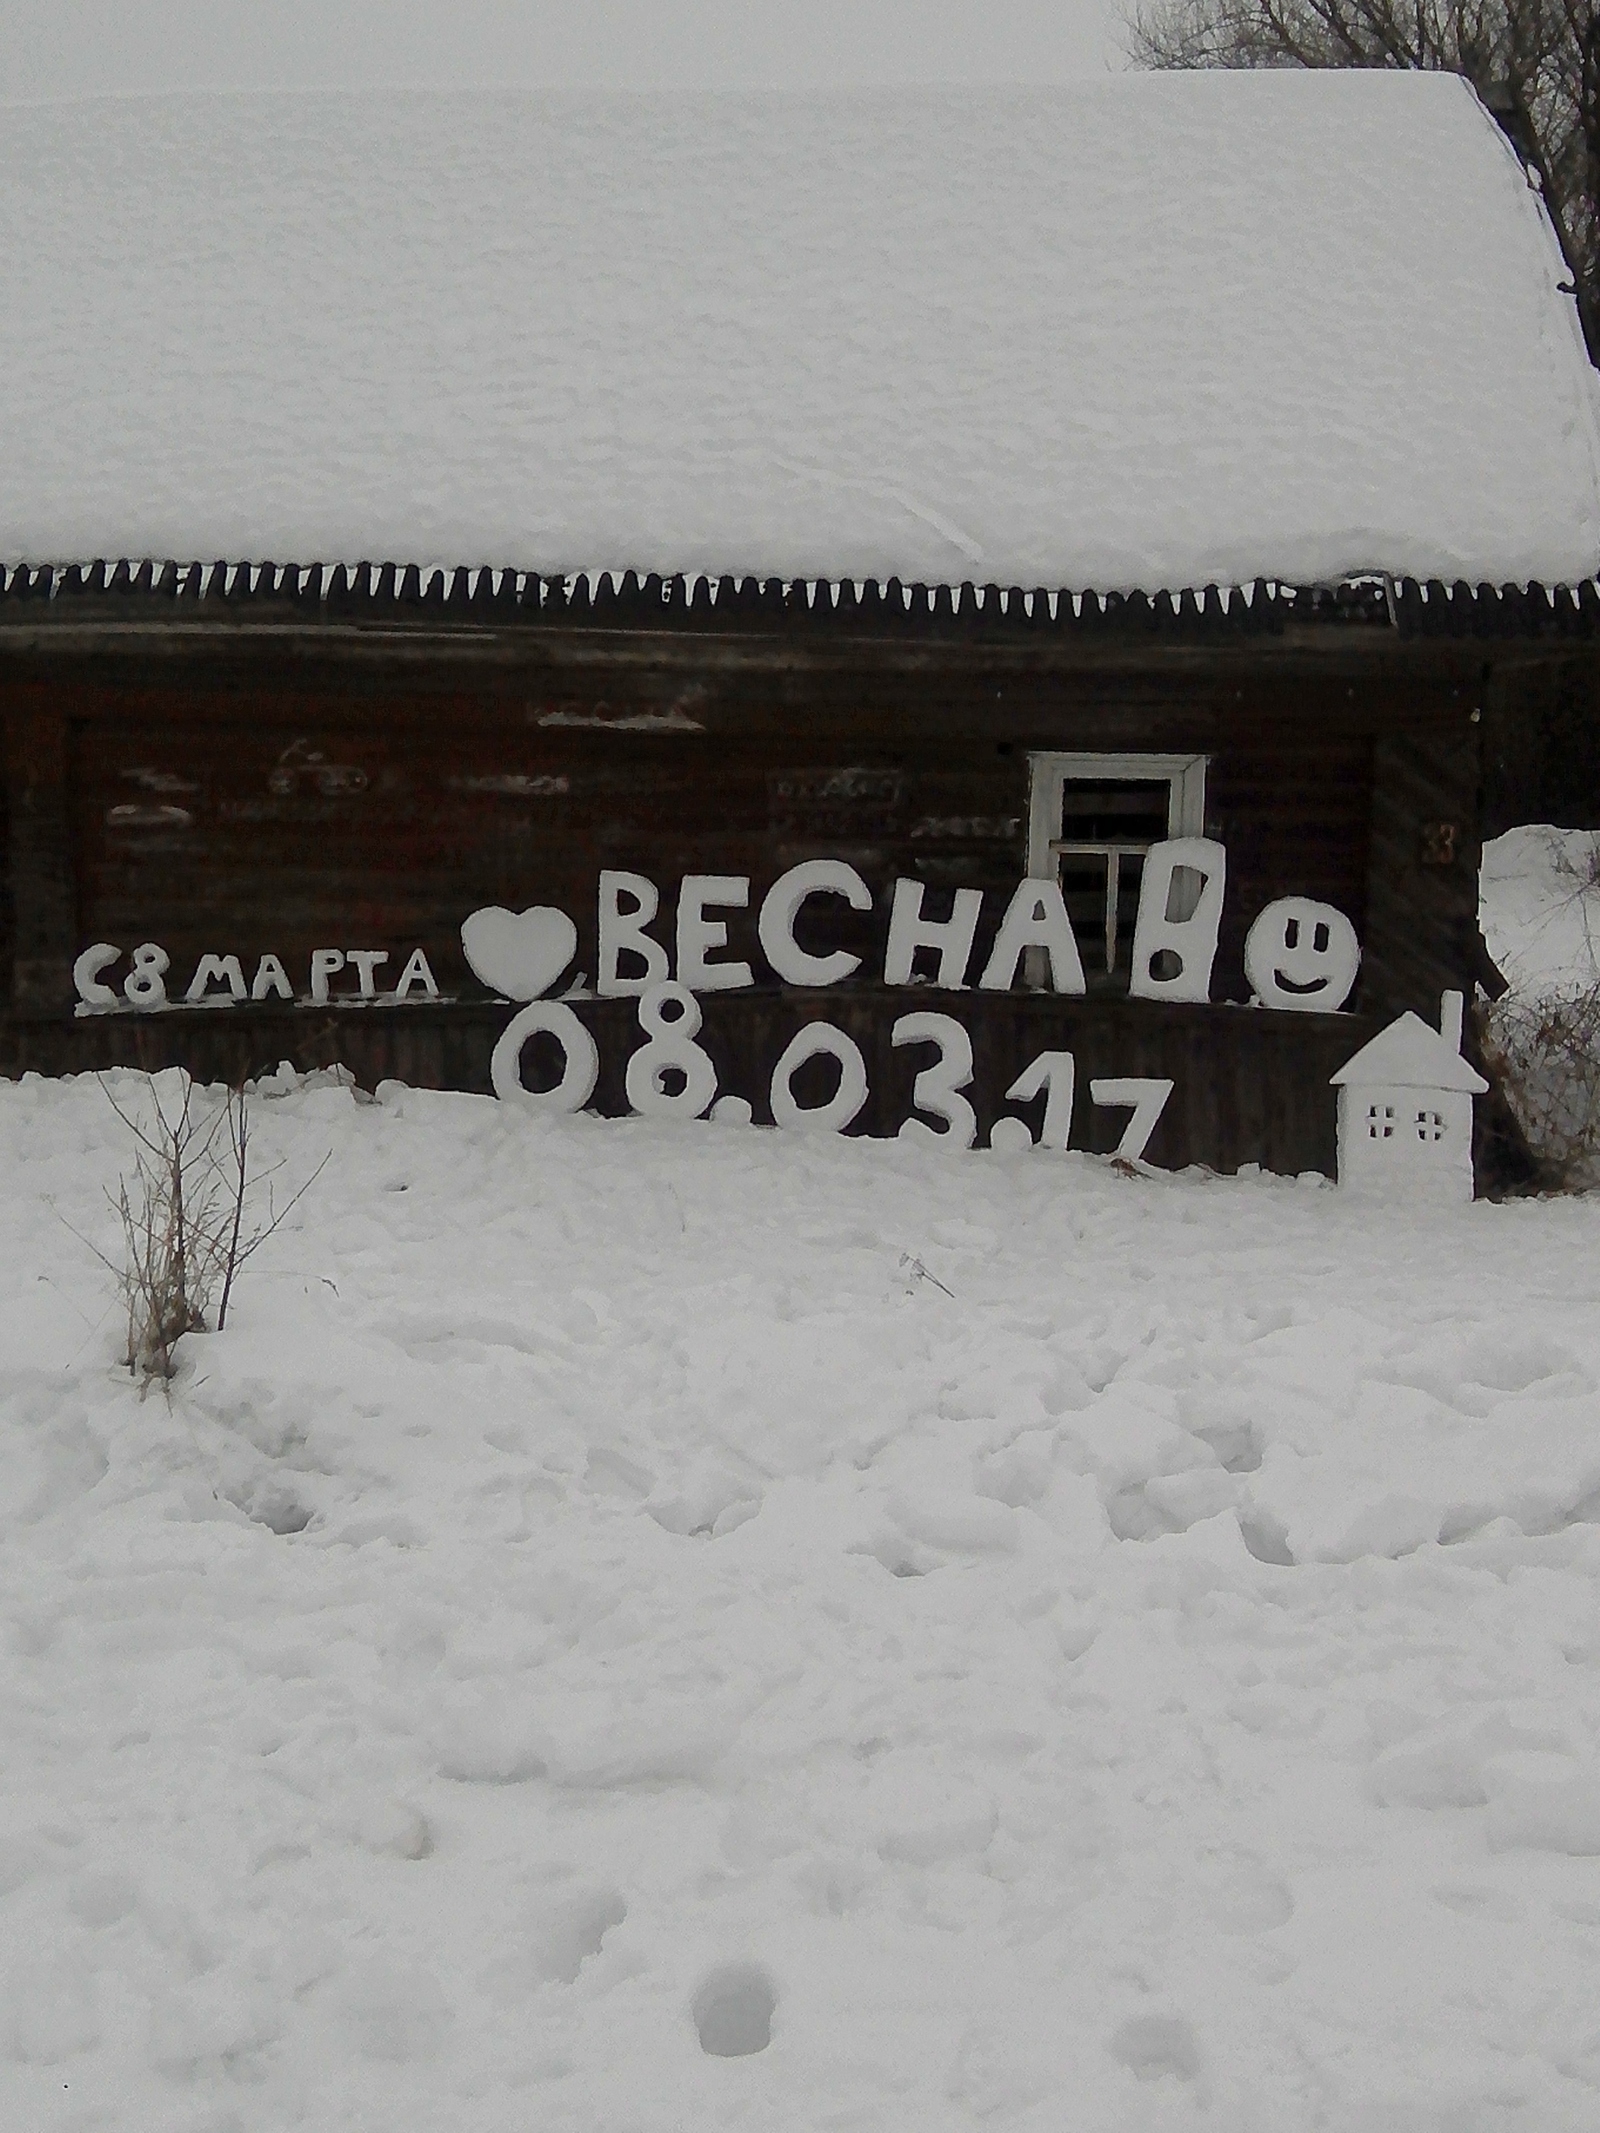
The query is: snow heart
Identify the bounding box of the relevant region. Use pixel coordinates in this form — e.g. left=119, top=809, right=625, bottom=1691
left=459, top=906, right=578, bottom=1001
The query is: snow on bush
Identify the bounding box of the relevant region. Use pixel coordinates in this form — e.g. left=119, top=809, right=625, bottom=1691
left=1480, top=984, right=1600, bottom=1190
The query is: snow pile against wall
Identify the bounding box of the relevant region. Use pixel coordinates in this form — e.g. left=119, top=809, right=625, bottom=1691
left=1481, top=826, right=1600, bottom=999
left=3, top=74, right=1598, bottom=589
left=7, top=1073, right=1600, bottom=2125
left=1479, top=827, right=1600, bottom=1188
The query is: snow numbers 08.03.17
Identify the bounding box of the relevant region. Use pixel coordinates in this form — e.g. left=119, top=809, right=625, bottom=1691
left=490, top=981, right=1172, bottom=1162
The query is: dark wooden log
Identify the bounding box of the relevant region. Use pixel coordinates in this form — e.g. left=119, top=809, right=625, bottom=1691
left=0, top=983, right=1367, bottom=1178
left=4, top=702, right=76, bottom=1016
left=1361, top=726, right=1480, bottom=1022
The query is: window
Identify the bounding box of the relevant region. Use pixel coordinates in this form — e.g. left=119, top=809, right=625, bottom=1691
left=1027, top=754, right=1208, bottom=986
left=1367, top=1104, right=1395, bottom=1140
left=1416, top=1109, right=1446, bottom=1143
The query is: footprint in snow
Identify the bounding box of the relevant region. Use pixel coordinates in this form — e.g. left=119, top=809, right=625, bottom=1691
left=1109, top=2013, right=1204, bottom=2086
left=529, top=1886, right=628, bottom=1984
left=693, top=1962, right=777, bottom=2057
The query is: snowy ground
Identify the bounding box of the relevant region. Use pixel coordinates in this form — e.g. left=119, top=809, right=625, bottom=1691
left=6, top=1061, right=1600, bottom=2131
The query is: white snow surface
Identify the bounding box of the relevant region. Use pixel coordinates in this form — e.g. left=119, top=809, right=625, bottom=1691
left=8, top=1066, right=1600, bottom=2128
left=4, top=74, right=1600, bottom=590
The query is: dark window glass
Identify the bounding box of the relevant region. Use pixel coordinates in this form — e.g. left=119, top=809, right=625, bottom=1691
left=1051, top=780, right=1172, bottom=984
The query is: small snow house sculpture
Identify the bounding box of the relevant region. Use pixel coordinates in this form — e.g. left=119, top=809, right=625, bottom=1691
left=1330, top=992, right=1488, bottom=1201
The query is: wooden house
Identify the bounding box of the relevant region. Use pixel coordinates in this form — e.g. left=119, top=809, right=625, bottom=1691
left=4, top=74, right=1599, bottom=1179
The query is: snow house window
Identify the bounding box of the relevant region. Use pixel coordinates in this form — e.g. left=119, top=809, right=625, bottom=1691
left=1368, top=1104, right=1396, bottom=1140
left=1416, top=1108, right=1446, bottom=1142
left=1026, top=753, right=1208, bottom=989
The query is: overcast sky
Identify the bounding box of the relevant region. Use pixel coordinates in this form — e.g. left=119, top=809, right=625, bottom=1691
left=3, top=1, right=1126, bottom=101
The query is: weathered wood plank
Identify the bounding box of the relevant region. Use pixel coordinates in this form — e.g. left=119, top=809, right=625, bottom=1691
left=0, top=629, right=1487, bottom=1183
left=1362, top=727, right=1481, bottom=1021
left=0, top=990, right=1364, bottom=1178
left=4, top=698, right=76, bottom=1016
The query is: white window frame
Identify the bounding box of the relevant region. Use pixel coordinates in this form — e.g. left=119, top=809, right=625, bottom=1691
left=1026, top=751, right=1208, bottom=878
left=1025, top=752, right=1209, bottom=980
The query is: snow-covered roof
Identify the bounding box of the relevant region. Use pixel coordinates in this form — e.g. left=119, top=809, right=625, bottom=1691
left=3, top=75, right=1598, bottom=591
left=1331, top=1014, right=1490, bottom=1093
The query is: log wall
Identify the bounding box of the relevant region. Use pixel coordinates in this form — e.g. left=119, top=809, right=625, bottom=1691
left=0, top=609, right=1491, bottom=1176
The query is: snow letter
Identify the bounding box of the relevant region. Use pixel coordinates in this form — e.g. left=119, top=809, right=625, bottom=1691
left=185, top=953, right=247, bottom=1004
left=393, top=948, right=440, bottom=1000
left=122, top=943, right=169, bottom=1009
left=769, top=1022, right=870, bottom=1133
left=892, top=1010, right=977, bottom=1147
left=598, top=870, right=670, bottom=997
left=1090, top=1077, right=1174, bottom=1164
left=491, top=1001, right=600, bottom=1115
left=996, top=1050, right=1076, bottom=1151
left=346, top=950, right=390, bottom=997
left=758, top=860, right=872, bottom=986
left=676, top=875, right=753, bottom=992
left=1127, top=839, right=1226, bottom=1004
left=884, top=880, right=983, bottom=989
left=309, top=948, right=345, bottom=1004
left=73, top=943, right=120, bottom=1010
left=978, top=879, right=1086, bottom=994
left=250, top=953, right=294, bottom=1002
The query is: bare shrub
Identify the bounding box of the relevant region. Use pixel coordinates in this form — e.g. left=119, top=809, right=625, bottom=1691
left=1479, top=982, right=1600, bottom=1191
left=86, top=1071, right=326, bottom=1382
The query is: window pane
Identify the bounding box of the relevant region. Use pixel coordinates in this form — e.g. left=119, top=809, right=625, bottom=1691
left=1056, top=781, right=1170, bottom=844
left=1052, top=848, right=1147, bottom=980
left=1052, top=778, right=1172, bottom=981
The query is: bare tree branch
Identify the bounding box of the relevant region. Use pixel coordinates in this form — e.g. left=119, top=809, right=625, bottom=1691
left=77, top=1072, right=329, bottom=1384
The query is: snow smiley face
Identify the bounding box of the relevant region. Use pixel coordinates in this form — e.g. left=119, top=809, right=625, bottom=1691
left=460, top=905, right=578, bottom=1000
left=1244, top=896, right=1360, bottom=1013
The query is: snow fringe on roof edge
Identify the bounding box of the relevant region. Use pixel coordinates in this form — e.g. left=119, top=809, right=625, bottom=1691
left=7, top=561, right=1600, bottom=638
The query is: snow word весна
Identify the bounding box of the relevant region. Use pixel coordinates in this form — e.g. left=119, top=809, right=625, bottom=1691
left=460, top=850, right=1362, bottom=1013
